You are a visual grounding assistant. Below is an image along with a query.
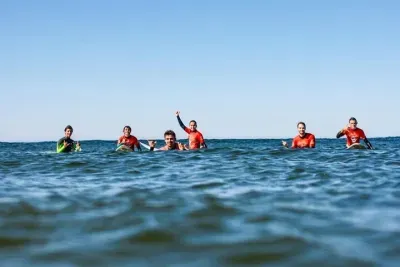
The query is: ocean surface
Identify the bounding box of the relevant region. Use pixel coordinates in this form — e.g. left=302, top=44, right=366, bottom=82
left=0, top=138, right=399, bottom=267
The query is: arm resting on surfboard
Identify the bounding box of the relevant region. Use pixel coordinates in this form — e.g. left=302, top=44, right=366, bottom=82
left=363, top=138, right=373, bottom=149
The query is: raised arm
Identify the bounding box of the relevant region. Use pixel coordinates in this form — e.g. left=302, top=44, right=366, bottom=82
left=148, top=140, right=157, bottom=151
left=56, top=140, right=69, bottom=153
left=336, top=126, right=348, bottom=138
left=175, top=111, right=187, bottom=131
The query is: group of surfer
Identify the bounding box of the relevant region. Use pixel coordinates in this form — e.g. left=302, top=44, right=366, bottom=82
left=57, top=114, right=374, bottom=153
left=281, top=117, right=373, bottom=149
left=56, top=111, right=207, bottom=153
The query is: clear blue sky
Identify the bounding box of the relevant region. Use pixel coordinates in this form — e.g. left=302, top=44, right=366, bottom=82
left=1, top=0, right=399, bottom=141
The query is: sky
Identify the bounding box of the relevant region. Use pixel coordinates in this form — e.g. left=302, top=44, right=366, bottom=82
left=1, top=0, right=399, bottom=142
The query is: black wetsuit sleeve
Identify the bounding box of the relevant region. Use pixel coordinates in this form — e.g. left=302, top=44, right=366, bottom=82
left=137, top=143, right=142, bottom=151
left=364, top=138, right=373, bottom=149
left=336, top=130, right=345, bottom=138
left=177, top=115, right=186, bottom=130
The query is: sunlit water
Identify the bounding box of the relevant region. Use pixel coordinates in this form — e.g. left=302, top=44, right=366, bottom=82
left=1, top=138, right=399, bottom=266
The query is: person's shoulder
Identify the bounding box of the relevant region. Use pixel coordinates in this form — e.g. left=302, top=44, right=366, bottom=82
left=57, top=137, right=66, bottom=143
left=356, top=128, right=366, bottom=135
left=194, top=130, right=204, bottom=136
left=308, top=133, right=315, bottom=138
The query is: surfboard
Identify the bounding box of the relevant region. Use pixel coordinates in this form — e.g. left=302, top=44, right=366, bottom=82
left=116, top=144, right=133, bottom=152
left=140, top=141, right=160, bottom=151
left=347, top=143, right=366, bottom=150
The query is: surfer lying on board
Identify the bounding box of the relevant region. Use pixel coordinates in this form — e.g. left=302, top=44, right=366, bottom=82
left=117, top=126, right=142, bottom=151
left=57, top=125, right=81, bottom=153
left=282, top=122, right=316, bottom=148
left=148, top=130, right=188, bottom=151
left=175, top=111, right=207, bottom=149
left=336, top=117, right=373, bottom=149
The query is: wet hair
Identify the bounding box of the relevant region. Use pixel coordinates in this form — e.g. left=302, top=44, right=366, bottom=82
left=64, top=125, right=73, bottom=132
left=189, top=120, right=197, bottom=126
left=123, top=126, right=132, bottom=131
left=297, top=122, right=306, bottom=128
left=164, top=130, right=176, bottom=139
left=349, top=117, right=358, bottom=123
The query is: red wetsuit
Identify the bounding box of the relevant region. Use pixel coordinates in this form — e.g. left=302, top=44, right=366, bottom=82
left=118, top=135, right=140, bottom=150
left=177, top=115, right=207, bottom=149
left=292, top=133, right=316, bottom=148
left=342, top=128, right=366, bottom=146
left=183, top=127, right=205, bottom=149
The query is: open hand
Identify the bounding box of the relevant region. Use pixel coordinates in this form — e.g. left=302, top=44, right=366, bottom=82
left=148, top=140, right=156, bottom=148
left=178, top=142, right=186, bottom=150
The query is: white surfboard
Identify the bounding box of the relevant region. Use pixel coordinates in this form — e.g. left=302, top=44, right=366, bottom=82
left=347, top=143, right=367, bottom=150
left=140, top=141, right=160, bottom=151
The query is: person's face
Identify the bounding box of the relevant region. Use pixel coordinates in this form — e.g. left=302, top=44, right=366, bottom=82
left=164, top=134, right=176, bottom=148
left=349, top=120, right=357, bottom=130
left=65, top=129, right=73, bottom=138
left=189, top=122, right=197, bottom=132
left=297, top=124, right=306, bottom=136
left=123, top=127, right=131, bottom=137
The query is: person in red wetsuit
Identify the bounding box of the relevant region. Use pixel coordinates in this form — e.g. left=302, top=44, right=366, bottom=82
left=282, top=122, right=316, bottom=148
left=117, top=126, right=142, bottom=151
left=336, top=117, right=373, bottom=149
left=148, top=130, right=187, bottom=151
left=175, top=111, right=207, bottom=149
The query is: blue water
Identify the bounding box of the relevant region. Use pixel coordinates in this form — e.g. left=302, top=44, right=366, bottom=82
left=1, top=138, right=399, bottom=266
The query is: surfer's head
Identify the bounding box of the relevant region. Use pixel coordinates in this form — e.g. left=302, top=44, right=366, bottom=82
left=64, top=125, right=73, bottom=138
left=164, top=130, right=177, bottom=148
left=189, top=120, right=197, bottom=132
left=348, top=117, right=358, bottom=129
left=123, top=126, right=132, bottom=137
left=297, top=122, right=306, bottom=137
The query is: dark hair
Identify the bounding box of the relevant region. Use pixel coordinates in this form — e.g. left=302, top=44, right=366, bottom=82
left=64, top=125, right=73, bottom=132
left=164, top=130, right=176, bottom=139
left=123, top=126, right=131, bottom=131
left=189, top=120, right=197, bottom=126
left=349, top=117, right=358, bottom=123
left=297, top=122, right=306, bottom=128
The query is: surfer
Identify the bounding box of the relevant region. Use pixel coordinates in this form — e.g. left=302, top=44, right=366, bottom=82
left=148, top=130, right=187, bottom=151
left=175, top=111, right=207, bottom=149
left=56, top=125, right=81, bottom=153
left=117, top=126, right=142, bottom=151
left=336, top=117, right=373, bottom=149
left=282, top=122, right=316, bottom=148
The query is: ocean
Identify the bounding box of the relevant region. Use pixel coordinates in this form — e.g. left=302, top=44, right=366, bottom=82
left=0, top=138, right=399, bottom=266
